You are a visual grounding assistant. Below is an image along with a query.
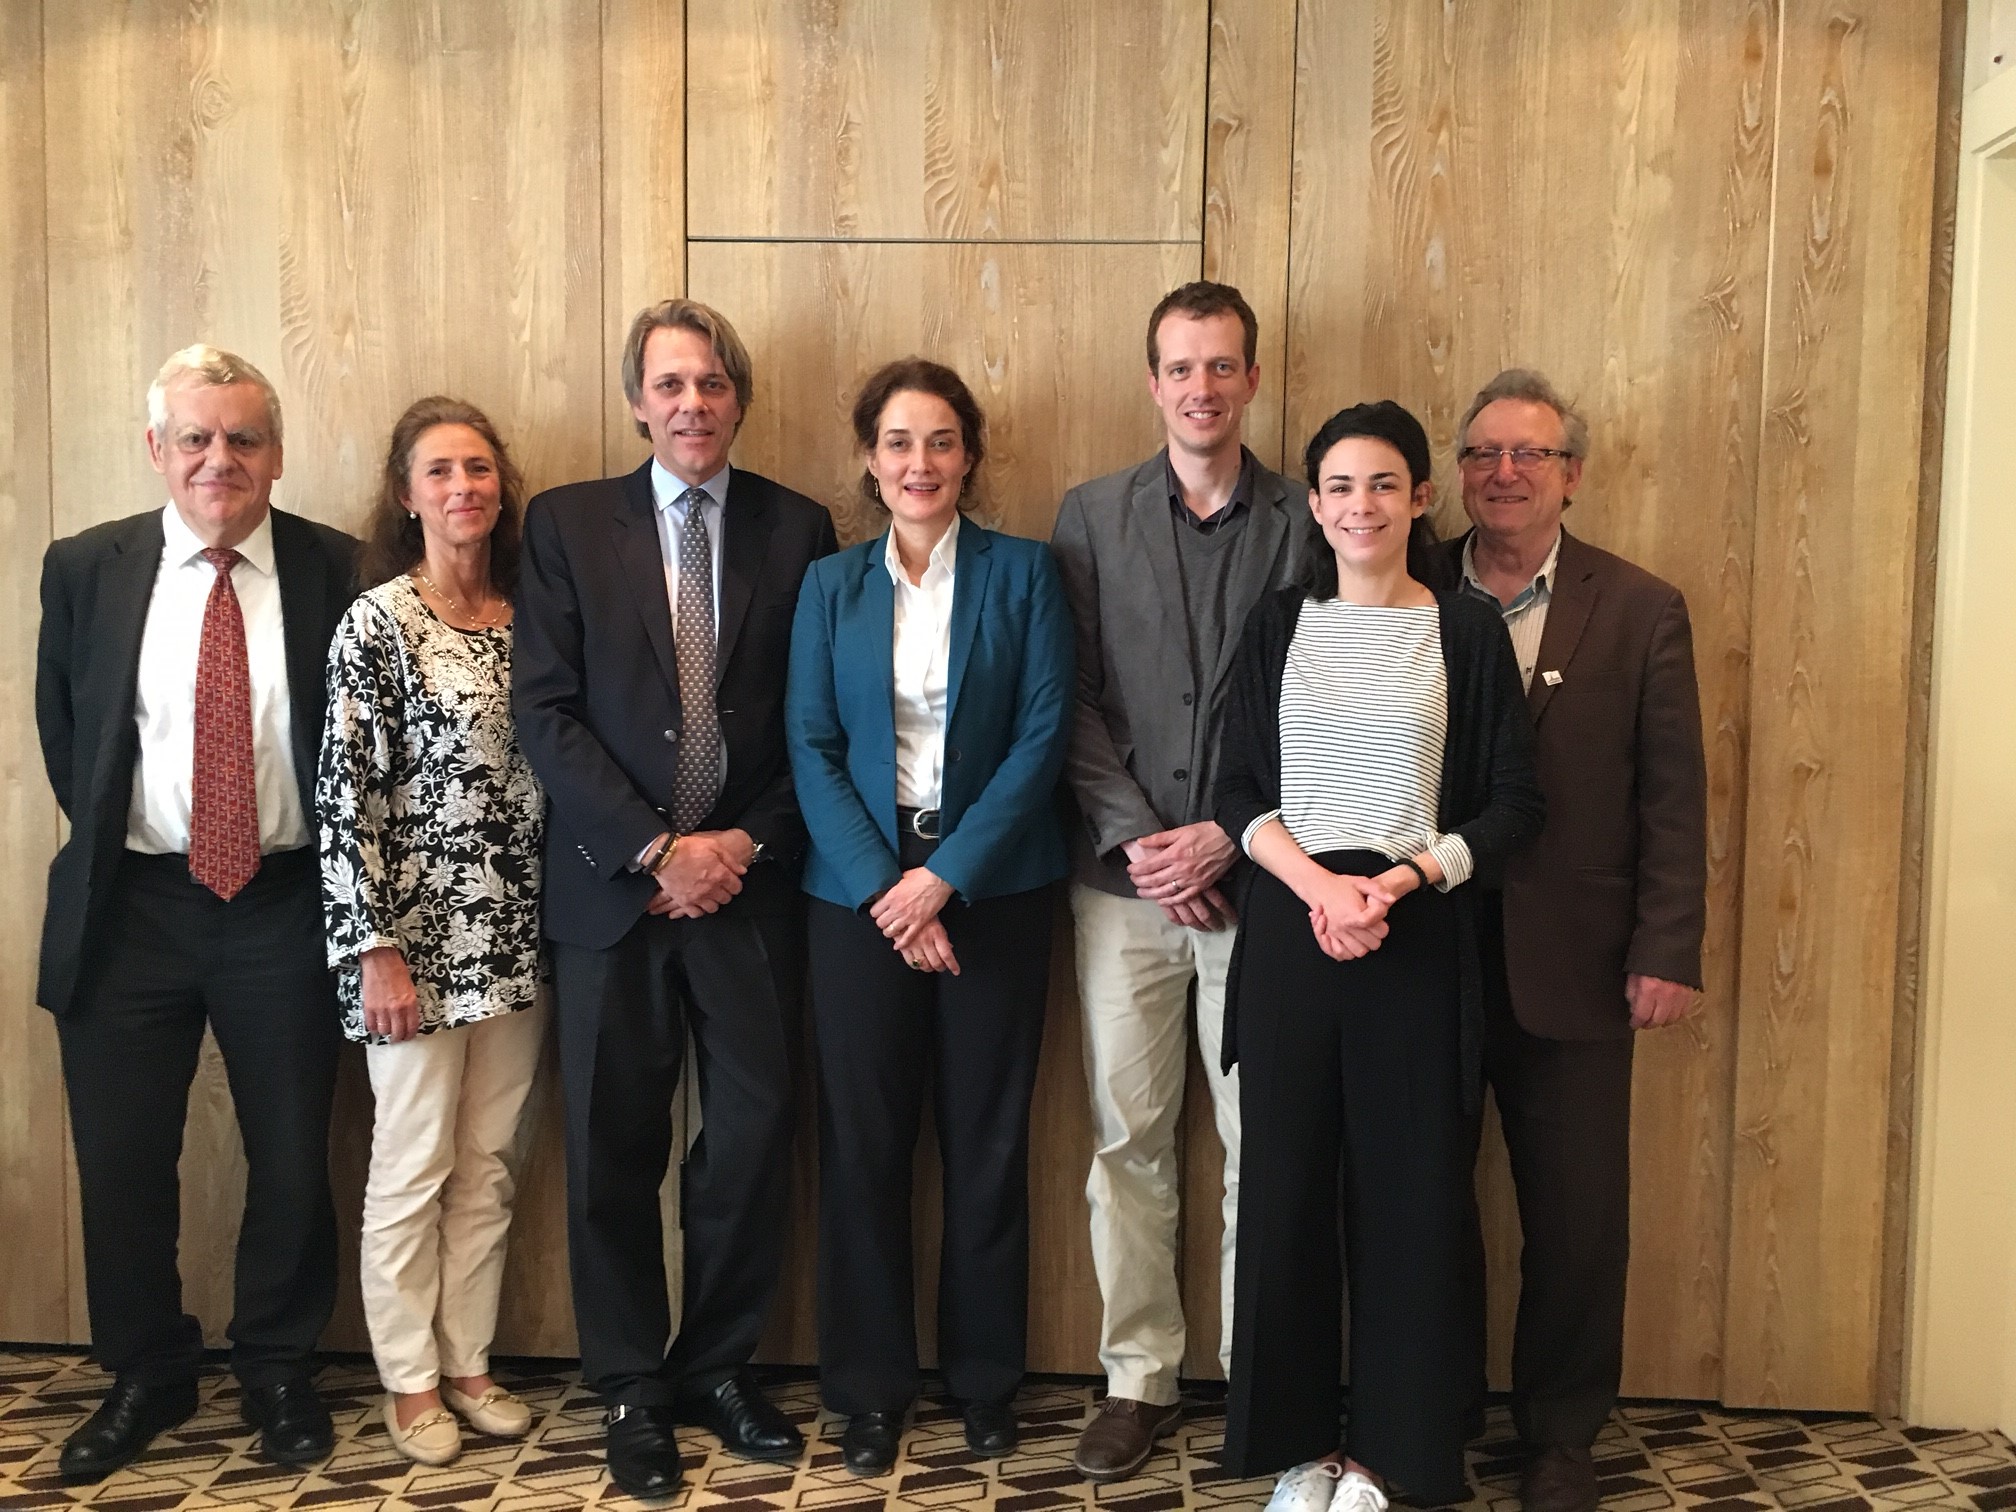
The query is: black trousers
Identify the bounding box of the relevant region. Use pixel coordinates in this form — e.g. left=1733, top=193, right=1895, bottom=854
left=1224, top=854, right=1471, bottom=1505
left=1475, top=895, right=1636, bottom=1450
left=56, top=849, right=340, bottom=1388
left=807, top=881, right=1052, bottom=1415
left=552, top=903, right=802, bottom=1406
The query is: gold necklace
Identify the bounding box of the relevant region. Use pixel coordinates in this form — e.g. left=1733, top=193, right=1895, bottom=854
left=413, top=569, right=505, bottom=627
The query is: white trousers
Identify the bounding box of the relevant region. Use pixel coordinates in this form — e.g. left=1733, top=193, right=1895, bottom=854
left=1073, top=884, right=1240, bottom=1404
left=361, top=1000, right=549, bottom=1393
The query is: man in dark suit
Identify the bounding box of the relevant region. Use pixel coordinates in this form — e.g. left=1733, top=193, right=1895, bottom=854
left=1438, top=369, right=1707, bottom=1512
left=35, top=345, right=358, bottom=1483
left=512, top=299, right=836, bottom=1498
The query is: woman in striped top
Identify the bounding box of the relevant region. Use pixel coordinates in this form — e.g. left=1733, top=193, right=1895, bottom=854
left=1213, top=401, right=1544, bottom=1512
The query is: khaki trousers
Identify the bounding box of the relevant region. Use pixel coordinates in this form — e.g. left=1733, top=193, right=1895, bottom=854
left=1072, top=884, right=1240, bottom=1404
left=360, top=1000, right=548, bottom=1393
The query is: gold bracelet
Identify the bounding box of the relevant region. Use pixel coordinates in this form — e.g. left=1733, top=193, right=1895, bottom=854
left=650, top=833, right=681, bottom=876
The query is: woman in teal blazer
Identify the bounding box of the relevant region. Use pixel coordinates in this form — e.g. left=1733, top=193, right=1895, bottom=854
left=786, top=358, right=1073, bottom=1476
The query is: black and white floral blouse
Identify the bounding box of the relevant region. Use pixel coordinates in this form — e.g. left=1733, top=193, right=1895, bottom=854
left=317, top=575, right=545, bottom=1043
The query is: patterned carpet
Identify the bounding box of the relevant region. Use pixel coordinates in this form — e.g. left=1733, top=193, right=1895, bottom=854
left=1, top=1352, right=2013, bottom=1510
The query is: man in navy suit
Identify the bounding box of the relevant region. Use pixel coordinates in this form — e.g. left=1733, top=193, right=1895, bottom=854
left=36, top=345, right=357, bottom=1482
left=512, top=299, right=836, bottom=1498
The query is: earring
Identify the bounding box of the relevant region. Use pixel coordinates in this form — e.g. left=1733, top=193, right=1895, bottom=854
left=872, top=478, right=882, bottom=503
left=407, top=511, right=417, bottom=520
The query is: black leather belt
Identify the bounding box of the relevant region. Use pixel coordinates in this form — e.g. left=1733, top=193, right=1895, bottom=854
left=898, top=805, right=941, bottom=840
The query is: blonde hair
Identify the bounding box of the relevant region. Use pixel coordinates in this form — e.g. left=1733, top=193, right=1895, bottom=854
left=619, top=299, right=754, bottom=438
left=146, top=344, right=284, bottom=445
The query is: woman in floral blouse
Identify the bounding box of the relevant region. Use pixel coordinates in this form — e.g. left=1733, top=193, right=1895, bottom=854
left=318, top=397, right=545, bottom=1467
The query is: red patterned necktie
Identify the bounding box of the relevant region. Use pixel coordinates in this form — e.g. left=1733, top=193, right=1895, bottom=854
left=188, top=546, right=261, bottom=900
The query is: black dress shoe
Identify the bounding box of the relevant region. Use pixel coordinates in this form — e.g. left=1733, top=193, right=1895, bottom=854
left=59, top=1377, right=199, bottom=1484
left=839, top=1410, right=904, bottom=1476
left=673, top=1371, right=803, bottom=1462
left=605, top=1405, right=684, bottom=1499
left=239, top=1377, right=334, bottom=1466
left=961, top=1399, right=1017, bottom=1457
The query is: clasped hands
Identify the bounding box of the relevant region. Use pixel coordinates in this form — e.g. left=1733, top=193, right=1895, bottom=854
left=646, top=828, right=756, bottom=917
left=869, top=867, right=960, bottom=975
left=1122, top=820, right=1238, bottom=929
left=1300, top=863, right=1424, bottom=962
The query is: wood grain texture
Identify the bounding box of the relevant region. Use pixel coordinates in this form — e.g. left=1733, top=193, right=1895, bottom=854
left=1724, top=0, right=1945, bottom=1410
left=1203, top=0, right=1297, bottom=472
left=1288, top=0, right=1777, bottom=1398
left=686, top=0, right=1208, bottom=242
left=0, top=0, right=69, bottom=1347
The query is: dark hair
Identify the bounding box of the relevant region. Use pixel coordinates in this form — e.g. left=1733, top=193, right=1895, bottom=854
left=851, top=358, right=988, bottom=517
left=359, top=396, right=525, bottom=593
left=1145, top=281, right=1259, bottom=372
left=1291, top=400, right=1440, bottom=600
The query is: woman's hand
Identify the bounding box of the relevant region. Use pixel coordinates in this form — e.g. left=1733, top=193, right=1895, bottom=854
left=899, top=918, right=961, bottom=975
left=360, top=946, right=421, bottom=1042
left=1304, top=872, right=1396, bottom=961
left=870, top=867, right=955, bottom=950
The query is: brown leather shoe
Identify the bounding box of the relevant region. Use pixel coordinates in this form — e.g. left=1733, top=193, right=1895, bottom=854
left=1072, top=1396, right=1181, bottom=1483
left=1521, top=1445, right=1599, bottom=1512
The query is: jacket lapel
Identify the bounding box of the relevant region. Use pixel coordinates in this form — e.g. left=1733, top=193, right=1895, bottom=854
left=611, top=463, right=681, bottom=695
left=271, top=510, right=332, bottom=816
left=88, top=513, right=166, bottom=836
left=859, top=535, right=898, bottom=740
left=1206, top=462, right=1295, bottom=699
left=944, top=523, right=993, bottom=724
left=1130, top=454, right=1185, bottom=635
left=1527, top=528, right=1597, bottom=724
left=715, top=469, right=773, bottom=684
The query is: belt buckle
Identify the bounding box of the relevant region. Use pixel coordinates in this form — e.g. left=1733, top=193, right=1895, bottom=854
left=910, top=808, right=941, bottom=840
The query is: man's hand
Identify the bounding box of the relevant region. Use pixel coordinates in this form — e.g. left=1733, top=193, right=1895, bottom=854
left=646, top=830, right=748, bottom=917
left=360, top=946, right=421, bottom=1042
left=870, top=867, right=955, bottom=951
left=1627, top=973, right=1696, bottom=1029
left=1124, top=821, right=1237, bottom=903
left=1159, top=885, right=1237, bottom=931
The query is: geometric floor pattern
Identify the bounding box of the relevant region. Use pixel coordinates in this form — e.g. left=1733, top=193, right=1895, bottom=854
left=3, top=1351, right=2014, bottom=1510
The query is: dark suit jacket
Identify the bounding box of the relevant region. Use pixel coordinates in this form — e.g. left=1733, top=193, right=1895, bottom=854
left=512, top=461, right=838, bottom=950
left=34, top=506, right=360, bottom=1016
left=1432, top=527, right=1707, bottom=1039
left=786, top=522, right=1074, bottom=911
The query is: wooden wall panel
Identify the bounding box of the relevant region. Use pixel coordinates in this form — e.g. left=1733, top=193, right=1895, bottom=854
left=1724, top=0, right=1945, bottom=1410
left=686, top=0, right=1208, bottom=242
left=1287, top=0, right=1777, bottom=1398
left=0, top=0, right=67, bottom=1347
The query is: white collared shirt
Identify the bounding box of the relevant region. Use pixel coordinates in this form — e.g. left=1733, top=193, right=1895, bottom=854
left=1460, top=529, right=1562, bottom=692
left=126, top=504, right=310, bottom=854
left=649, top=458, right=728, bottom=628
left=885, top=517, right=960, bottom=811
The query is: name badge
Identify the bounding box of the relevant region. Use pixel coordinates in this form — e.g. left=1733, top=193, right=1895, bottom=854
left=1541, top=670, right=1564, bottom=686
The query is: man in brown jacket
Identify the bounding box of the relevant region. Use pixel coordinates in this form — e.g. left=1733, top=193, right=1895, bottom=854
left=1437, top=370, right=1707, bottom=1512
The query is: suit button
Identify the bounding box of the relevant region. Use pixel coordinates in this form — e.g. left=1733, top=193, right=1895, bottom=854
left=948, top=747, right=962, bottom=762
left=1174, top=768, right=1188, bottom=781
left=1182, top=693, right=1194, bottom=706
left=663, top=729, right=676, bottom=742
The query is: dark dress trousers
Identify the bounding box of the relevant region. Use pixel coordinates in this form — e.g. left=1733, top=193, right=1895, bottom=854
left=1213, top=587, right=1543, bottom=1501
left=35, top=506, right=358, bottom=1387
left=1432, top=528, right=1708, bottom=1450
left=512, top=461, right=836, bottom=1407
left=786, top=524, right=1074, bottom=1414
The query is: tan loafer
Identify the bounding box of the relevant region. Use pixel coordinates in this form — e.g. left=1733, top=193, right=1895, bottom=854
left=384, top=1395, right=461, bottom=1466
left=441, top=1383, right=534, bottom=1439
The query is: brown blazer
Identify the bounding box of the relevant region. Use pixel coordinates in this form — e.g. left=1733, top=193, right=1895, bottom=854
left=1434, top=528, right=1707, bottom=1040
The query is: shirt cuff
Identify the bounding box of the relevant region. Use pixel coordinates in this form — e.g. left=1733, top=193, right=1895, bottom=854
left=1240, top=809, right=1283, bottom=857
left=1427, top=834, right=1474, bottom=891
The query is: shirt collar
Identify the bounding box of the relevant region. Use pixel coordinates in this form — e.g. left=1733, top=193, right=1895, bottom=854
left=884, top=513, right=961, bottom=586
left=1461, top=528, right=1561, bottom=611
left=650, top=458, right=731, bottom=518
left=161, top=501, right=277, bottom=576
left=1165, top=447, right=1254, bottom=530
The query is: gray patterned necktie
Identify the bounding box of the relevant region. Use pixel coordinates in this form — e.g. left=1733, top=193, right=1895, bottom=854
left=670, top=487, right=721, bottom=831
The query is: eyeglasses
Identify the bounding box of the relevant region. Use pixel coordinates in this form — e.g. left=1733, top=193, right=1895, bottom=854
left=1457, top=446, right=1576, bottom=472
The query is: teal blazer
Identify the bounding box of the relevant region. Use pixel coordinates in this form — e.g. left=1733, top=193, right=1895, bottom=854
left=786, top=521, right=1074, bottom=910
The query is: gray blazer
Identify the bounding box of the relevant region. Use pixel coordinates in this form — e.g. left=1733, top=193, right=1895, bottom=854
left=1049, top=448, right=1303, bottom=892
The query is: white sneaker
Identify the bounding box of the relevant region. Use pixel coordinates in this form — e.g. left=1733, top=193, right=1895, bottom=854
left=1265, top=1459, right=1345, bottom=1512
left=1330, top=1469, right=1389, bottom=1512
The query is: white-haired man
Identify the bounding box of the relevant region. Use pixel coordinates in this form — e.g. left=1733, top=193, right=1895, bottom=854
left=36, top=346, right=358, bottom=1482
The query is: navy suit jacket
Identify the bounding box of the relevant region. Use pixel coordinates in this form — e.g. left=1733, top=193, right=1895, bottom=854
left=786, top=521, right=1074, bottom=910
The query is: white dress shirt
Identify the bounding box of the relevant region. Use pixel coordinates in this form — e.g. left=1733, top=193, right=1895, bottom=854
left=886, top=516, right=959, bottom=811
left=650, top=458, right=728, bottom=627
left=1460, top=529, right=1561, bottom=692
left=126, top=504, right=310, bottom=854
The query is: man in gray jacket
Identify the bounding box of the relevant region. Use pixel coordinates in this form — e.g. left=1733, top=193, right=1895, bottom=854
left=1050, top=282, right=1302, bottom=1483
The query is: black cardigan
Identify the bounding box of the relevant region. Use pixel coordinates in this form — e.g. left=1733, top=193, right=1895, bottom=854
left=1213, top=587, right=1545, bottom=1106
